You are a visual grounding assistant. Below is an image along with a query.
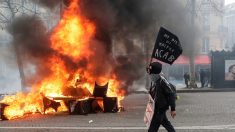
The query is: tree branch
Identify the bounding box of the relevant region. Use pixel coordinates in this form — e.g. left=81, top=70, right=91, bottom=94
left=0, top=11, right=9, bottom=21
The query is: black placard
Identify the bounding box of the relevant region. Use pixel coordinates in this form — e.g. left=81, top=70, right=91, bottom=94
left=151, top=27, right=183, bottom=65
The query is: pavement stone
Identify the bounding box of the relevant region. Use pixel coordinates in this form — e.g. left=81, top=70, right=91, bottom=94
left=177, top=87, right=235, bottom=93
left=1, top=92, right=235, bottom=132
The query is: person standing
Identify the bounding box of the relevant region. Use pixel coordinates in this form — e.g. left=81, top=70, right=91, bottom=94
left=204, top=69, right=210, bottom=87
left=183, top=72, right=190, bottom=88
left=147, top=62, right=176, bottom=132
left=200, top=69, right=205, bottom=88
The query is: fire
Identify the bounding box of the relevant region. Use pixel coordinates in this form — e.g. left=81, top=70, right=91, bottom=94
left=50, top=0, right=95, bottom=61
left=1, top=93, right=43, bottom=120
left=0, top=0, right=125, bottom=120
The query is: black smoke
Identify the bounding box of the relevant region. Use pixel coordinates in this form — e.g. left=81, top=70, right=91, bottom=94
left=7, top=16, right=52, bottom=84
left=32, top=0, right=62, bottom=9
left=7, top=0, right=200, bottom=95
left=79, top=0, right=200, bottom=93
left=7, top=16, right=81, bottom=86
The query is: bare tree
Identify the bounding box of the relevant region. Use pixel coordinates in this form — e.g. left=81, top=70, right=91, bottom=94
left=0, top=0, right=42, bottom=91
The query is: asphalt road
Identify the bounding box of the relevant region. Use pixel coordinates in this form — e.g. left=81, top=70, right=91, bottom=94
left=1, top=92, right=235, bottom=132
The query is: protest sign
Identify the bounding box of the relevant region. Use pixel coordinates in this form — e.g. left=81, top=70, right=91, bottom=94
left=151, top=27, right=183, bottom=65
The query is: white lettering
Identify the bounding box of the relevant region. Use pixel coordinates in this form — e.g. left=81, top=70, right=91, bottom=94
left=164, top=34, right=169, bottom=39
left=154, top=49, right=164, bottom=58
left=155, top=49, right=176, bottom=62
left=163, top=52, right=169, bottom=60
left=158, top=43, right=175, bottom=53
left=168, top=55, right=175, bottom=62
left=155, top=49, right=159, bottom=57
left=166, top=40, right=171, bottom=45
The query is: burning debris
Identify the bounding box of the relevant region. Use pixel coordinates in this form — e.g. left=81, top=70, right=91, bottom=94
left=44, top=82, right=119, bottom=115
left=103, top=97, right=118, bottom=113
left=42, top=94, right=61, bottom=113
left=0, top=103, right=9, bottom=120
left=0, top=81, right=121, bottom=120
left=0, top=0, right=125, bottom=120
left=1, top=0, right=198, bottom=120
left=69, top=99, right=92, bottom=115
left=93, top=82, right=108, bottom=97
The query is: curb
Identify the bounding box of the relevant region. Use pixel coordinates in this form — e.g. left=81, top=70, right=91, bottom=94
left=177, top=88, right=235, bottom=93
left=130, top=88, right=235, bottom=94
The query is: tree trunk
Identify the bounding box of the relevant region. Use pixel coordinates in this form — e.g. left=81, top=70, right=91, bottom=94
left=189, top=56, right=197, bottom=88
left=13, top=41, right=26, bottom=91
left=6, top=0, right=26, bottom=91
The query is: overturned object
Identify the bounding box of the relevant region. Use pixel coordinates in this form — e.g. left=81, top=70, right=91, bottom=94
left=69, top=98, right=93, bottom=115
left=69, top=97, right=118, bottom=114
left=62, top=86, right=92, bottom=98
left=0, top=103, right=8, bottom=120
left=103, top=97, right=118, bottom=113
left=42, top=95, right=60, bottom=113
left=93, top=82, right=108, bottom=97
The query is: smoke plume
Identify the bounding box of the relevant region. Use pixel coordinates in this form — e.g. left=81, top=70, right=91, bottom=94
left=7, top=16, right=55, bottom=85
left=32, top=0, right=61, bottom=9
left=79, top=0, right=200, bottom=92
left=7, top=0, right=200, bottom=95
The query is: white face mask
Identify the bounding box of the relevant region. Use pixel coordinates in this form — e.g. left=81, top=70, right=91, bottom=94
left=150, top=74, right=160, bottom=82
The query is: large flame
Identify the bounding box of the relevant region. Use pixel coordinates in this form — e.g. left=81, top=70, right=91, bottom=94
left=50, top=0, right=95, bottom=60
left=0, top=0, right=124, bottom=120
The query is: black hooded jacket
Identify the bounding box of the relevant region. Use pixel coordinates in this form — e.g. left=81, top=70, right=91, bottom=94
left=149, top=75, right=176, bottom=112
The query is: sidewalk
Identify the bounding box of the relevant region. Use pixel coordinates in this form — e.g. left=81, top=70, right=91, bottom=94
left=177, top=87, right=235, bottom=93
left=135, top=87, right=235, bottom=94
left=171, top=80, right=235, bottom=93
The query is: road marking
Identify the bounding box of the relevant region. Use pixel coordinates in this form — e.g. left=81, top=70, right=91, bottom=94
left=1, top=125, right=235, bottom=130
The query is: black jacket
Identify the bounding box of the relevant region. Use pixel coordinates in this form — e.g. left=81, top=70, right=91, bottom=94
left=149, top=75, right=176, bottom=111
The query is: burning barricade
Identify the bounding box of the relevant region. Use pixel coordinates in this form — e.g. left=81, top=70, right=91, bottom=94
left=0, top=0, right=126, bottom=120
left=43, top=82, right=119, bottom=115
left=0, top=81, right=122, bottom=120
left=0, top=103, right=8, bottom=120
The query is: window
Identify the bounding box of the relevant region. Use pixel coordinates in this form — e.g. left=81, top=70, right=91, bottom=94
left=202, top=37, right=209, bottom=53
left=203, top=14, right=210, bottom=31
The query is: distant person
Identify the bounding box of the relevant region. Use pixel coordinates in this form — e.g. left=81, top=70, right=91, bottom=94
left=147, top=62, right=176, bottom=132
left=200, top=69, right=205, bottom=88
left=183, top=72, right=190, bottom=88
left=225, top=64, right=235, bottom=80
left=204, top=69, right=210, bottom=87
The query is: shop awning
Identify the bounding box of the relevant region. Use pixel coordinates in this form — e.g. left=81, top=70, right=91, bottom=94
left=174, top=55, right=211, bottom=65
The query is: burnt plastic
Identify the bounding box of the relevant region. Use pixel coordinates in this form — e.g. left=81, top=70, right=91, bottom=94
left=70, top=99, right=91, bottom=115
left=93, top=82, right=108, bottom=97
left=0, top=103, right=9, bottom=120
left=103, top=97, right=118, bottom=113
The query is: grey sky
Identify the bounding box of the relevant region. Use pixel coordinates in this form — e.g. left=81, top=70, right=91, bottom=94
left=225, top=0, right=235, bottom=5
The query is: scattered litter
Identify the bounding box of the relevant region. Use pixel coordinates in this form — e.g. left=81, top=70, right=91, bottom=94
left=89, top=120, right=93, bottom=123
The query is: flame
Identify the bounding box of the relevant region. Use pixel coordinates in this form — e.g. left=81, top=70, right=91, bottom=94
left=1, top=93, right=43, bottom=120
left=45, top=108, right=56, bottom=114
left=0, top=0, right=125, bottom=120
left=50, top=0, right=95, bottom=61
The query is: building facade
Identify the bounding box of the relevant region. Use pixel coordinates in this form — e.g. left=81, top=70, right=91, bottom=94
left=167, top=0, right=226, bottom=83
left=225, top=3, right=235, bottom=50
left=198, top=0, right=226, bottom=53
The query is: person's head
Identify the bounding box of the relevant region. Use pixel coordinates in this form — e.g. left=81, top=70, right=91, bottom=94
left=148, top=62, right=162, bottom=74
left=228, top=64, right=235, bottom=74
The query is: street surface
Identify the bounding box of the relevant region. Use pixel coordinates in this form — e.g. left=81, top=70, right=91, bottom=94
left=1, top=92, right=235, bottom=132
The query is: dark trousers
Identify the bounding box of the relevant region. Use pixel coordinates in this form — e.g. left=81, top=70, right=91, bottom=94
left=184, top=79, right=189, bottom=88
left=200, top=78, right=204, bottom=88
left=148, top=110, right=175, bottom=132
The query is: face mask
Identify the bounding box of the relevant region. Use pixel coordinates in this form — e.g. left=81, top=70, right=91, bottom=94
left=150, top=74, right=160, bottom=82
